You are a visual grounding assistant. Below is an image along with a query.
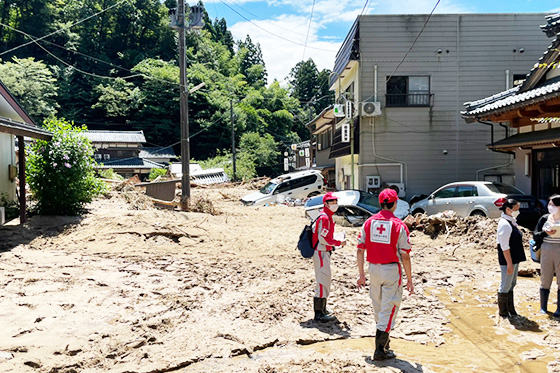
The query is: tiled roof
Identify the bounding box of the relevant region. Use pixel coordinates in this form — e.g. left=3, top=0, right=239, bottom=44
left=84, top=130, right=146, bottom=143
left=490, top=127, right=560, bottom=149
left=541, top=13, right=560, bottom=37
left=138, top=146, right=176, bottom=159
left=462, top=77, right=560, bottom=117
left=95, top=157, right=164, bottom=169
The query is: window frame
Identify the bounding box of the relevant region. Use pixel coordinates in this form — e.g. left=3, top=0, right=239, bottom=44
left=386, top=75, right=432, bottom=107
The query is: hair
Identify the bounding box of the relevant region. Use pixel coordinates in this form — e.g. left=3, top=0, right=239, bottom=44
left=499, top=198, right=518, bottom=212
left=550, top=194, right=560, bottom=207
left=380, top=201, right=395, bottom=210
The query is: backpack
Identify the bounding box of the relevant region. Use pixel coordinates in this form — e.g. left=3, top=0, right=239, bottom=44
left=531, top=214, right=550, bottom=263
left=297, top=214, right=324, bottom=258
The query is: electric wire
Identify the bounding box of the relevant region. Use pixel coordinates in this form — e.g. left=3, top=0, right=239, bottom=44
left=216, top=0, right=337, bottom=52
left=302, top=0, right=316, bottom=61
left=0, top=0, right=130, bottom=57
left=385, top=0, right=441, bottom=83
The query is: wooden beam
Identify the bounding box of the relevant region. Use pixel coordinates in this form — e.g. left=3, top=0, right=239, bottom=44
left=17, top=136, right=26, bottom=223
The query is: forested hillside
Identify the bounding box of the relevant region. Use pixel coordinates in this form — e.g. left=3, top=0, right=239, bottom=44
left=0, top=0, right=333, bottom=178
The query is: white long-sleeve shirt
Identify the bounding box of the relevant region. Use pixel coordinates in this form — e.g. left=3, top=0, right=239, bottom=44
left=497, top=212, right=517, bottom=251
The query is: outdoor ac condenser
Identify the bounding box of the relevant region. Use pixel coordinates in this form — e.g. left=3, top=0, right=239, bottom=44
left=387, top=182, right=406, bottom=198
left=361, top=102, right=382, bottom=117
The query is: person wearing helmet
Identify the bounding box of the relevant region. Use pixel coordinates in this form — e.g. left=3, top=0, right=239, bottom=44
left=312, top=192, right=346, bottom=322
left=356, top=188, right=413, bottom=360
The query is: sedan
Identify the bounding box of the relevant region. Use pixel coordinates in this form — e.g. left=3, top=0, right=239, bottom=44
left=409, top=181, right=545, bottom=229
left=305, top=190, right=409, bottom=226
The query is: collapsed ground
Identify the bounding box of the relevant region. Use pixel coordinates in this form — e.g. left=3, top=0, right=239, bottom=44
left=0, top=183, right=559, bottom=372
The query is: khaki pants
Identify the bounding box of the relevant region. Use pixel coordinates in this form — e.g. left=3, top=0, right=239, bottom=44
left=540, top=242, right=560, bottom=289
left=369, top=262, right=403, bottom=332
left=313, top=250, right=331, bottom=298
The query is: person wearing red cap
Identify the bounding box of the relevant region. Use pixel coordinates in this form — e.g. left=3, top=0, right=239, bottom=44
left=311, top=191, right=346, bottom=322
left=356, top=188, right=413, bottom=360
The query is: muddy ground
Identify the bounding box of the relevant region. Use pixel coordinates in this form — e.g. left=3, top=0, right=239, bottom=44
left=1, top=183, right=560, bottom=373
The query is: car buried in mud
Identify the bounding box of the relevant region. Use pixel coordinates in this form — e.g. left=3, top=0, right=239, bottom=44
left=409, top=181, right=545, bottom=229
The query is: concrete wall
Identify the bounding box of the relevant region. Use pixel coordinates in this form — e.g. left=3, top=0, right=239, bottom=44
left=355, top=13, right=551, bottom=199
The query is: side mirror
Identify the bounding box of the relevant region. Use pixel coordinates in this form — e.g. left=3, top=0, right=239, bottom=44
left=428, top=195, right=435, bottom=200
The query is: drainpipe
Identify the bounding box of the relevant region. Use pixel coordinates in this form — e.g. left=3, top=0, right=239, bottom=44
left=475, top=120, right=515, bottom=180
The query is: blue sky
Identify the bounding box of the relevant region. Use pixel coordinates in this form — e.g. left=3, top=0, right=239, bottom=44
left=202, top=0, right=560, bottom=84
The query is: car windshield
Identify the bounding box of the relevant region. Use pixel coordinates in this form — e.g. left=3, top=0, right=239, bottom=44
left=486, top=182, right=524, bottom=195
left=305, top=195, right=324, bottom=208
left=259, top=182, right=277, bottom=194
left=357, top=192, right=381, bottom=213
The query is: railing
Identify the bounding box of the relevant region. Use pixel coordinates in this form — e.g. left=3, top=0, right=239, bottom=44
left=386, top=93, right=434, bottom=107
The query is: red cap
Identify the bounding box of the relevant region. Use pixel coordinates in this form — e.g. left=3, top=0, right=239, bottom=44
left=379, top=188, right=398, bottom=204
left=323, top=192, right=338, bottom=204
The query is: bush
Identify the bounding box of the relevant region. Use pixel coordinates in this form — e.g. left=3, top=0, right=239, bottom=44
left=197, top=150, right=256, bottom=181
left=0, top=192, right=19, bottom=220
left=98, top=168, right=124, bottom=180
left=148, top=168, right=167, bottom=180
left=26, top=117, right=107, bottom=215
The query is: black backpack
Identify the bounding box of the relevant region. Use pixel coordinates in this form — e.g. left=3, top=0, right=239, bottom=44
left=297, top=214, right=324, bottom=258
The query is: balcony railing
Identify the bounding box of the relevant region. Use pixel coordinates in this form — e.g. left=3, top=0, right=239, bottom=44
left=386, top=93, right=434, bottom=107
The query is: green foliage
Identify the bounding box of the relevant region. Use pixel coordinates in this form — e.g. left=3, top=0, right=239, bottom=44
left=92, top=78, right=140, bottom=118
left=148, top=168, right=168, bottom=180
left=197, top=150, right=256, bottom=181
left=239, top=132, right=279, bottom=168
left=26, top=117, right=107, bottom=215
left=0, top=57, right=58, bottom=121
left=97, top=168, right=124, bottom=181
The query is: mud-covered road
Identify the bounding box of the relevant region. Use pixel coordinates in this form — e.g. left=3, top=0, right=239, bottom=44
left=0, top=185, right=559, bottom=372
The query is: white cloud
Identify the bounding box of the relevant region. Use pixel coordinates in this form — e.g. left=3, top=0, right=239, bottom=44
left=230, top=16, right=341, bottom=84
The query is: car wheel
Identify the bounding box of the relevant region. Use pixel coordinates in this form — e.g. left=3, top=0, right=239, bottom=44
left=412, top=209, right=425, bottom=215
left=470, top=210, right=486, bottom=217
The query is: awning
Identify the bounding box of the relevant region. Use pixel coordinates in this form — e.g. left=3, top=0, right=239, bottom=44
left=0, top=118, right=51, bottom=140
left=490, top=127, right=560, bottom=150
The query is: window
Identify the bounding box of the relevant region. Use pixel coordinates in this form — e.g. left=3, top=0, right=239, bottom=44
left=513, top=74, right=526, bottom=87
left=456, top=185, right=478, bottom=197
left=386, top=76, right=432, bottom=107
left=434, top=186, right=455, bottom=198
left=291, top=175, right=317, bottom=189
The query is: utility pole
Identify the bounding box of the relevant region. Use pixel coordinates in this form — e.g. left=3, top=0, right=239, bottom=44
left=177, top=0, right=190, bottom=210
left=231, top=99, right=236, bottom=181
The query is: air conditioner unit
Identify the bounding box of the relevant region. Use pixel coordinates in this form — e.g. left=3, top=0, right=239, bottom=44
left=366, top=176, right=381, bottom=189
left=387, top=182, right=406, bottom=198
left=361, top=102, right=382, bottom=117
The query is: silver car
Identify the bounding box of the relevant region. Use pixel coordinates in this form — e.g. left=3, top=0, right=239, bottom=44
left=409, top=181, right=544, bottom=228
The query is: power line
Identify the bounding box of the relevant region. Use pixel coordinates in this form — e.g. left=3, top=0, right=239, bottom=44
left=0, top=0, right=130, bottom=57
left=302, top=0, right=316, bottom=61
left=216, top=0, right=337, bottom=52
left=385, top=0, right=441, bottom=83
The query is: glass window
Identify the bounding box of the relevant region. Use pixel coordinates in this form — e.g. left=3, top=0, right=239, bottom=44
left=259, top=182, right=277, bottom=194
left=434, top=187, right=456, bottom=198
left=386, top=76, right=431, bottom=107
left=456, top=185, right=477, bottom=197
left=486, top=183, right=524, bottom=195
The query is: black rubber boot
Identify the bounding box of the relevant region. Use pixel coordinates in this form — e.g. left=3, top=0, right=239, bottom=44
left=554, top=290, right=560, bottom=318
left=314, top=298, right=335, bottom=322
left=498, top=292, right=509, bottom=318
left=507, top=290, right=518, bottom=317
left=374, top=329, right=395, bottom=360
left=323, top=298, right=332, bottom=316
left=540, top=288, right=549, bottom=314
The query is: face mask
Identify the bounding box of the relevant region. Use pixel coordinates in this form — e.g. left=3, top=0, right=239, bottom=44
left=511, top=210, right=520, bottom=219
left=549, top=204, right=559, bottom=215
left=329, top=204, right=339, bottom=213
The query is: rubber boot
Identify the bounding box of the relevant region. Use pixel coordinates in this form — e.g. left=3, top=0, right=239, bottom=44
left=374, top=329, right=395, bottom=360
left=507, top=290, right=518, bottom=317
left=498, top=292, right=509, bottom=318
left=314, top=298, right=335, bottom=322
left=323, top=298, right=333, bottom=316
left=540, top=288, right=549, bottom=314
left=554, top=290, right=560, bottom=318
left=384, top=335, right=396, bottom=358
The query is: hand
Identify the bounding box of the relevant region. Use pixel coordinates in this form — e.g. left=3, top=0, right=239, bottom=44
left=340, top=240, right=347, bottom=248
left=406, top=279, right=414, bottom=295
left=357, top=274, right=366, bottom=289
left=546, top=228, right=557, bottom=236
left=506, top=263, right=513, bottom=275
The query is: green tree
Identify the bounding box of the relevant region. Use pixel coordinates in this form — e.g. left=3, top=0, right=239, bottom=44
left=26, top=117, right=106, bottom=215
left=238, top=132, right=279, bottom=169
left=92, top=77, right=140, bottom=118
left=237, top=36, right=267, bottom=89
left=0, top=56, right=58, bottom=121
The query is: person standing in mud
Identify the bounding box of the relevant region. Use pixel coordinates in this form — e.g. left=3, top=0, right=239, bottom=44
left=496, top=199, right=526, bottom=318
left=356, top=188, right=413, bottom=361
left=312, top=192, right=346, bottom=322
left=534, top=194, right=560, bottom=316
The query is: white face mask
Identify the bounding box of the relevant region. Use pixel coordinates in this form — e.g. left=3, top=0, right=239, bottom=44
left=549, top=204, right=559, bottom=215
left=328, top=204, right=339, bottom=213
left=511, top=210, right=520, bottom=219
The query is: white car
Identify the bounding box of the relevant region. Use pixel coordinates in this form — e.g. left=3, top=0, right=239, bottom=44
left=241, top=170, right=325, bottom=206
left=304, top=190, right=410, bottom=226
